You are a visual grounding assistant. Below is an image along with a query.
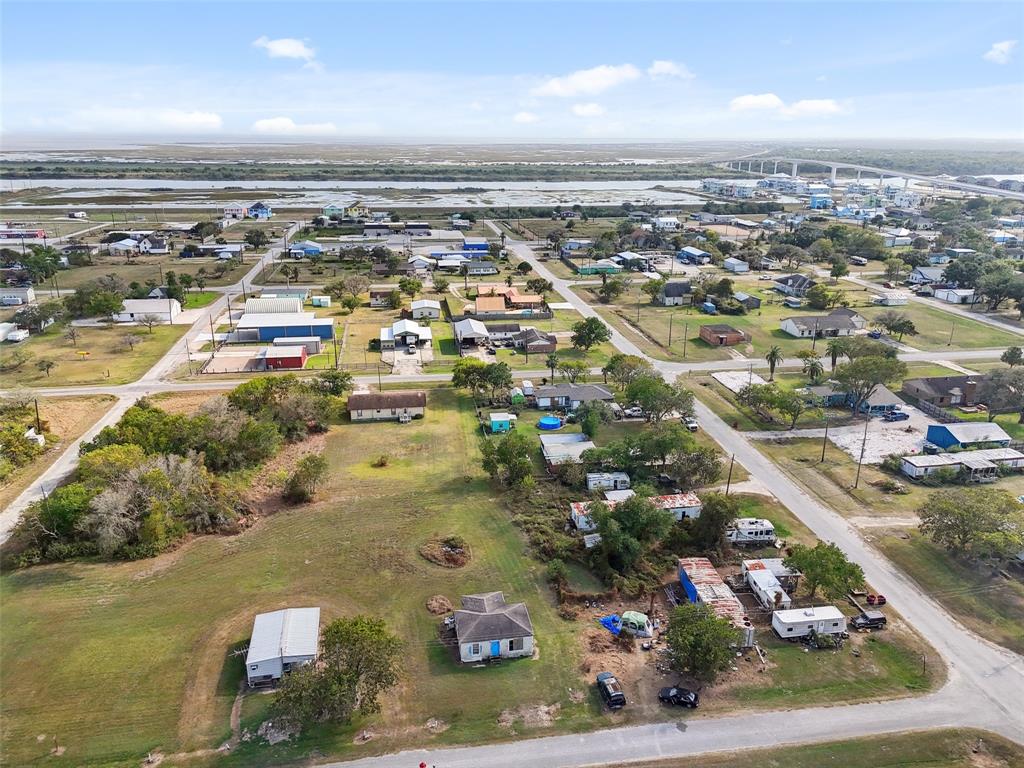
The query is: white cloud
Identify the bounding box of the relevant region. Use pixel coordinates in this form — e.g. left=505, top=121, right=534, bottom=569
left=572, top=102, right=606, bottom=117
left=252, top=36, right=317, bottom=66
left=729, top=93, right=786, bottom=111
left=983, top=39, right=1017, bottom=64
left=647, top=60, right=694, bottom=80
left=815, top=75, right=828, bottom=82
left=512, top=111, right=540, bottom=124
left=68, top=107, right=222, bottom=133
left=251, top=116, right=337, bottom=135
left=729, top=93, right=842, bottom=119
left=533, top=64, right=641, bottom=97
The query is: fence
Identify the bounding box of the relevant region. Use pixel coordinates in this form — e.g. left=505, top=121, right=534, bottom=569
left=914, top=399, right=964, bottom=424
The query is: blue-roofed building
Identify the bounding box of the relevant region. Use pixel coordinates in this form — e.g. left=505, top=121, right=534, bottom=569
left=463, top=236, right=489, bottom=252
left=678, top=245, right=711, bottom=263
left=247, top=201, right=273, bottom=219
left=237, top=313, right=334, bottom=341
left=808, top=193, right=833, bottom=210
left=926, top=423, right=1012, bottom=451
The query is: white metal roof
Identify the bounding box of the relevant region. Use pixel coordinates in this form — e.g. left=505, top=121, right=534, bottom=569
left=246, top=607, right=320, bottom=664
left=772, top=605, right=844, bottom=623
left=261, top=346, right=306, bottom=358
left=939, top=422, right=1011, bottom=443
left=411, top=299, right=441, bottom=310
left=121, top=298, right=180, bottom=313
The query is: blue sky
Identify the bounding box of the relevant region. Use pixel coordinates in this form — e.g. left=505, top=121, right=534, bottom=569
left=2, top=1, right=1023, bottom=140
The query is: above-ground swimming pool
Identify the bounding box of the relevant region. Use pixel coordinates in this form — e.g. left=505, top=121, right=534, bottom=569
left=537, top=416, right=562, bottom=430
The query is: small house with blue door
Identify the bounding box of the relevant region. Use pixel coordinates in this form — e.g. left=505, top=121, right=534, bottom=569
left=926, top=423, right=1012, bottom=451
left=236, top=312, right=334, bottom=341
left=453, top=592, right=534, bottom=663
left=489, top=412, right=517, bottom=433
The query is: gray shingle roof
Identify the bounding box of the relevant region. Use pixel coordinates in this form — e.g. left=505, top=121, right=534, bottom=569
left=661, top=281, right=692, bottom=297
left=535, top=383, right=613, bottom=401
left=455, top=592, right=534, bottom=644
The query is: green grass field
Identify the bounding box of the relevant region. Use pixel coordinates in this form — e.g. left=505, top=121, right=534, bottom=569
left=55, top=258, right=248, bottom=290
left=0, top=323, right=187, bottom=387
left=607, top=729, right=1024, bottom=768
left=876, top=532, right=1024, bottom=655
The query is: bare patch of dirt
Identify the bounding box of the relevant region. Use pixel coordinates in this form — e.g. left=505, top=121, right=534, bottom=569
left=498, top=703, right=560, bottom=732
left=258, top=719, right=299, bottom=746
left=424, top=718, right=449, bottom=735
left=241, top=433, right=328, bottom=514
left=418, top=535, right=471, bottom=568
left=426, top=595, right=453, bottom=615
left=148, top=390, right=226, bottom=415
left=142, top=751, right=163, bottom=766
left=352, top=729, right=375, bottom=745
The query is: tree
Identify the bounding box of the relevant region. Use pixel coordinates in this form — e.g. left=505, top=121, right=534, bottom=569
left=35, top=358, right=56, bottom=378
left=284, top=454, right=329, bottom=502
left=833, top=356, right=907, bottom=414
left=944, top=254, right=987, bottom=289
left=641, top=277, right=667, bottom=304
left=664, top=602, right=739, bottom=683
left=625, top=374, right=694, bottom=422
left=13, top=302, right=62, bottom=333
left=433, top=276, right=450, bottom=293
left=340, top=274, right=371, bottom=299
left=516, top=261, right=533, bottom=275
left=526, top=278, right=553, bottom=295
left=977, top=368, right=1024, bottom=422
left=451, top=357, right=488, bottom=392
left=314, top=369, right=354, bottom=395
left=480, top=430, right=534, bottom=487
left=918, top=488, right=1024, bottom=562
left=977, top=261, right=1023, bottom=311
left=558, top=360, right=589, bottom=384
left=32, top=482, right=95, bottom=541
left=577, top=400, right=613, bottom=439
left=571, top=317, right=611, bottom=351
left=482, top=361, right=513, bottom=400
left=601, top=353, right=653, bottom=389
left=596, top=277, right=628, bottom=303
left=765, top=345, right=783, bottom=381
left=797, top=350, right=825, bottom=383
left=121, top=333, right=141, bottom=351
left=829, top=256, right=849, bottom=282
left=386, top=290, right=402, bottom=310
left=873, top=310, right=918, bottom=342
left=842, top=336, right=897, bottom=360
left=883, top=257, right=905, bottom=282
left=690, top=492, right=736, bottom=550
left=178, top=273, right=194, bottom=294
left=845, top=229, right=886, bottom=260
left=545, top=353, right=559, bottom=382
left=63, top=325, right=81, bottom=346
left=397, top=277, right=422, bottom=298
left=825, top=337, right=846, bottom=371
left=805, top=283, right=838, bottom=311
left=773, top=389, right=817, bottom=429
left=244, top=229, right=269, bottom=249
left=784, top=542, right=865, bottom=600
left=1001, top=346, right=1022, bottom=367
left=274, top=616, right=402, bottom=728
left=807, top=238, right=835, bottom=263
left=592, top=494, right=673, bottom=573
left=136, top=313, right=163, bottom=333
left=77, top=443, right=148, bottom=488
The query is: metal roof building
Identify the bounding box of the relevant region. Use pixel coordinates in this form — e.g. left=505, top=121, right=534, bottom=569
left=246, top=607, right=320, bottom=686
left=678, top=557, right=754, bottom=646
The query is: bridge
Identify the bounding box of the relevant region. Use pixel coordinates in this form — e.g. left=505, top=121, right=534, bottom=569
left=719, top=156, right=1024, bottom=200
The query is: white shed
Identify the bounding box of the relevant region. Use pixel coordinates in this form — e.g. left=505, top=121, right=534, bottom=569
left=245, top=607, right=320, bottom=686
left=113, top=298, right=181, bottom=324
left=771, top=606, right=846, bottom=639
left=411, top=299, right=442, bottom=320
left=245, top=297, right=304, bottom=314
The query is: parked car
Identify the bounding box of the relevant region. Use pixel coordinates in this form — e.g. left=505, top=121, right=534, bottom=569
left=868, top=329, right=883, bottom=339
left=622, top=406, right=644, bottom=419
left=658, top=686, right=699, bottom=708
left=596, top=672, right=626, bottom=710
left=867, top=593, right=887, bottom=606
left=758, top=274, right=773, bottom=280
left=923, top=442, right=940, bottom=455
left=851, top=610, right=887, bottom=630
left=883, top=410, right=910, bottom=422
left=682, top=416, right=699, bottom=431
left=405, top=345, right=417, bottom=355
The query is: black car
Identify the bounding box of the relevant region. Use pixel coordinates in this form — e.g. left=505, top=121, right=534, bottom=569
left=658, top=686, right=699, bottom=708
left=596, top=672, right=626, bottom=710
left=851, top=610, right=887, bottom=630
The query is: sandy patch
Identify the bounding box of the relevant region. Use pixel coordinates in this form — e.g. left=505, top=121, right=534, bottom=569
left=712, top=370, right=768, bottom=394
left=148, top=390, right=226, bottom=415
left=498, top=703, right=560, bottom=731
left=426, top=595, right=453, bottom=615
left=424, top=717, right=449, bottom=735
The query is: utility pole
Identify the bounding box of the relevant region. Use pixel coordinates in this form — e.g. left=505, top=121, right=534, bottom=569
left=668, top=312, right=673, bottom=347
left=33, top=398, right=41, bottom=432
left=947, top=323, right=955, bottom=346
left=725, top=454, right=736, bottom=494
left=820, top=414, right=830, bottom=463
left=377, top=364, right=382, bottom=390
left=682, top=322, right=688, bottom=358
left=853, top=413, right=870, bottom=489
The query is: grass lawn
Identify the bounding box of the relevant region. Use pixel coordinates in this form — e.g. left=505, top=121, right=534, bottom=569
left=510, top=217, right=625, bottom=241
left=607, top=729, right=1024, bottom=768
left=0, top=390, right=597, bottom=767
left=56, top=257, right=248, bottom=289
left=181, top=290, right=221, bottom=309
left=875, top=531, right=1024, bottom=655
left=0, top=395, right=117, bottom=510
left=857, top=302, right=1023, bottom=350
left=947, top=409, right=1024, bottom=441
left=0, top=323, right=187, bottom=387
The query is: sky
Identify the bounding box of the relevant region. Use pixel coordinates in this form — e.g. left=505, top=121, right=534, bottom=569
left=2, top=1, right=1023, bottom=142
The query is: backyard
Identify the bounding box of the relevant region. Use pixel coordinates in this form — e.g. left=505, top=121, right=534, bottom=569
left=54, top=256, right=249, bottom=290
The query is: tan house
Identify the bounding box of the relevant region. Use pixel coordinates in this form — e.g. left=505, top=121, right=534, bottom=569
left=348, top=390, right=426, bottom=422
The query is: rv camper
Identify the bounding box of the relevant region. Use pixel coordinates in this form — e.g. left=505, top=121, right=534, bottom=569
left=771, top=606, right=846, bottom=639
left=727, top=518, right=777, bottom=546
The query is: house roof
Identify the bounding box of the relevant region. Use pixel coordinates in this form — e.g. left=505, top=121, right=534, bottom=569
left=485, top=322, right=521, bottom=333
left=391, top=319, right=431, bottom=339
left=246, top=607, right=320, bottom=665
left=120, top=298, right=180, bottom=313
left=348, top=390, right=427, bottom=411
left=772, top=606, right=844, bottom=624
left=913, top=266, right=945, bottom=280
left=238, top=313, right=334, bottom=329
left=934, top=422, right=1011, bottom=444
left=474, top=296, right=506, bottom=313
left=454, top=318, right=489, bottom=339
left=455, top=592, right=534, bottom=643
left=518, top=327, right=556, bottom=346
left=783, top=313, right=860, bottom=332
left=903, top=375, right=975, bottom=399
left=661, top=281, right=692, bottom=297
left=701, top=323, right=743, bottom=335
left=775, top=274, right=816, bottom=290
left=411, top=299, right=441, bottom=310
left=680, top=245, right=710, bottom=256
left=534, top=383, right=613, bottom=401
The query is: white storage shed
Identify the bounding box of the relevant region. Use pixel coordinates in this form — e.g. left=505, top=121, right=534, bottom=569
left=245, top=607, right=321, bottom=686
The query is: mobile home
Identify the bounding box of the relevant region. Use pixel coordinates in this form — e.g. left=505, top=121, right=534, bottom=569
left=771, top=606, right=846, bottom=639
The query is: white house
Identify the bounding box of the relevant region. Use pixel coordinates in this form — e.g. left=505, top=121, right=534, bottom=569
left=651, top=493, right=702, bottom=521
left=454, top=592, right=534, bottom=663
left=722, top=257, right=749, bottom=273
left=908, top=266, right=945, bottom=285
left=139, top=236, right=169, bottom=255
left=223, top=203, right=249, bottom=219
left=872, top=291, right=908, bottom=306
left=245, top=607, right=320, bottom=686
left=771, top=606, right=846, bottom=639
left=410, top=299, right=442, bottom=320
left=380, top=319, right=432, bottom=350
left=652, top=216, right=681, bottom=232
left=348, top=390, right=426, bottom=422
left=0, top=285, right=36, bottom=305
left=113, top=298, right=181, bottom=324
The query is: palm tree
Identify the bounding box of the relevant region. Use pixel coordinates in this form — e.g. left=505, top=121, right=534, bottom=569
left=765, top=345, right=783, bottom=381
left=804, top=357, right=825, bottom=383
left=825, top=337, right=846, bottom=371
left=545, top=353, right=559, bottom=383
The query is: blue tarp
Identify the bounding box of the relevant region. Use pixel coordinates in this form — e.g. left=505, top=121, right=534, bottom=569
left=598, top=614, right=622, bottom=636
